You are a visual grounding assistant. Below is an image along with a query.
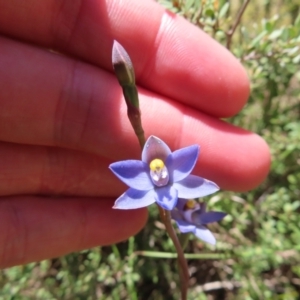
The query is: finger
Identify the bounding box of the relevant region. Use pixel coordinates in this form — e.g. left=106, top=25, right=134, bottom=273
left=0, top=0, right=249, bottom=117
left=0, top=123, right=268, bottom=196
left=0, top=142, right=118, bottom=197
left=0, top=196, right=147, bottom=268
left=0, top=38, right=269, bottom=191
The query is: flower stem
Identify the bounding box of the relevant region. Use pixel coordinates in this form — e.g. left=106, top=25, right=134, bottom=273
left=158, top=206, right=189, bottom=300
left=112, top=40, right=189, bottom=299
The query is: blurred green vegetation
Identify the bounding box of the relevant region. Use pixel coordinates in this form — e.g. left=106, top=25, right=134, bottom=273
left=1, top=0, right=300, bottom=299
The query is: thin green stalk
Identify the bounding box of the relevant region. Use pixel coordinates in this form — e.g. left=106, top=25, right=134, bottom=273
left=134, top=251, right=228, bottom=259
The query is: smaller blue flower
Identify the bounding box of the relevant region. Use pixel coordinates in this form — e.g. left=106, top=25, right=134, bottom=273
left=109, top=136, right=219, bottom=210
left=171, top=198, right=227, bottom=245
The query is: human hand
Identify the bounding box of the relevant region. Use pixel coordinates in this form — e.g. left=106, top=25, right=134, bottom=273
left=0, top=0, right=270, bottom=268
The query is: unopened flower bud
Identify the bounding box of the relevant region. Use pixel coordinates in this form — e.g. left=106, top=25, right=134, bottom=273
left=112, top=40, right=135, bottom=86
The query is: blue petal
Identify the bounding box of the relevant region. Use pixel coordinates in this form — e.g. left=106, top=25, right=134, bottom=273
left=155, top=185, right=178, bottom=210
left=109, top=160, right=153, bottom=191
left=199, top=212, right=227, bottom=224
left=198, top=202, right=207, bottom=214
left=113, top=188, right=156, bottom=209
left=194, top=227, right=216, bottom=245
left=173, top=175, right=219, bottom=198
left=175, top=219, right=196, bottom=233
left=142, top=136, right=171, bottom=164
left=176, top=198, right=188, bottom=211
left=166, top=145, right=199, bottom=182
left=170, top=209, right=183, bottom=221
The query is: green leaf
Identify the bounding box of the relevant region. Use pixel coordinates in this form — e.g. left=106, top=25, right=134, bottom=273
left=249, top=30, right=267, bottom=48
left=263, top=19, right=273, bottom=32
left=268, top=28, right=283, bottom=40
left=295, top=13, right=300, bottom=28
left=184, top=0, right=195, bottom=11
left=204, top=8, right=215, bottom=18
left=219, top=2, right=229, bottom=19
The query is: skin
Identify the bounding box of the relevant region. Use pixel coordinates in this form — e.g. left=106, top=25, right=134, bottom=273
left=0, top=0, right=270, bottom=268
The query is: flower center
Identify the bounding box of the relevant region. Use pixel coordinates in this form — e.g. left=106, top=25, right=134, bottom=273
left=183, top=199, right=200, bottom=223
left=149, top=158, right=169, bottom=187
left=184, top=199, right=197, bottom=210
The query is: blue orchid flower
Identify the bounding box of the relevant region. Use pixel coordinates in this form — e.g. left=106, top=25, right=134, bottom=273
left=109, top=136, right=219, bottom=210
left=171, top=198, right=227, bottom=245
